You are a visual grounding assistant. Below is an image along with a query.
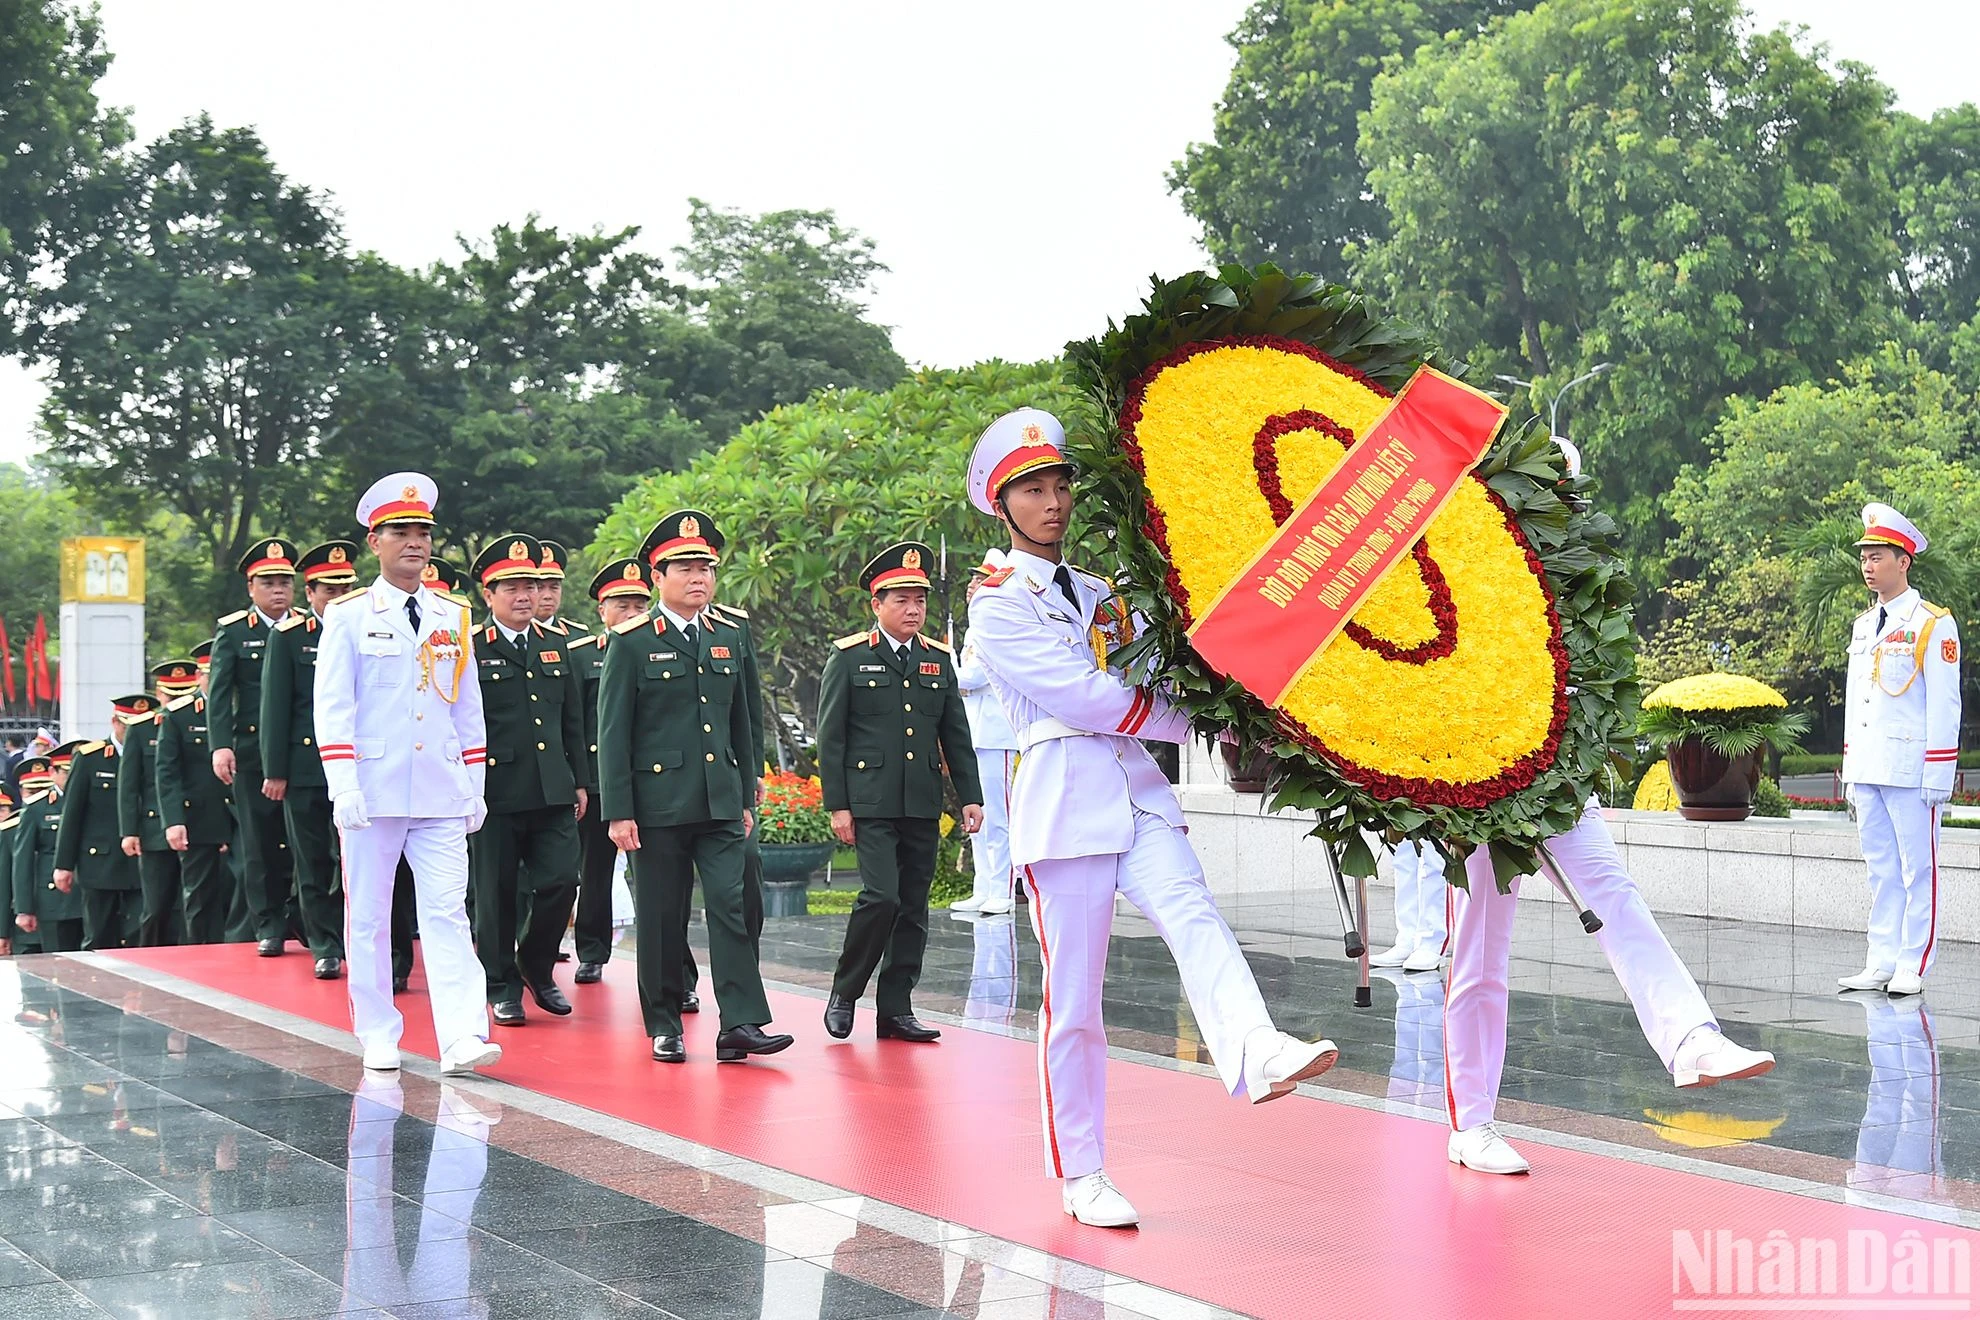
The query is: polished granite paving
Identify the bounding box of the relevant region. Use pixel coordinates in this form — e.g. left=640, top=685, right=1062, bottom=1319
left=1, top=875, right=1973, bottom=1318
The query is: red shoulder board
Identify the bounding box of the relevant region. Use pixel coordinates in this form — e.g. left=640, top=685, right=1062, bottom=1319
left=981, top=567, right=1016, bottom=588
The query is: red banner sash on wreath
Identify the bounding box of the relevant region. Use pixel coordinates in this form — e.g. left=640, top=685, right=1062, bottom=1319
left=1186, top=367, right=1508, bottom=705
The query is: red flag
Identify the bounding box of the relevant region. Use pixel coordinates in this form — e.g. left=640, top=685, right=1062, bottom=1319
left=31, top=615, right=51, bottom=707
left=21, top=632, right=36, bottom=708
left=0, top=613, right=14, bottom=708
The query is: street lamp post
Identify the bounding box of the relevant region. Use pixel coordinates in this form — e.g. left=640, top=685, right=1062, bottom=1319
left=1494, top=362, right=1614, bottom=438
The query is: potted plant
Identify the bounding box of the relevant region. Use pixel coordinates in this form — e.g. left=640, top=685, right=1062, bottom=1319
left=1638, top=674, right=1810, bottom=822
left=755, top=770, right=838, bottom=885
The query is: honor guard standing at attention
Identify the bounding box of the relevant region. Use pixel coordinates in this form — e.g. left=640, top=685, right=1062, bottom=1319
left=965, top=409, right=1340, bottom=1228
left=819, top=541, right=984, bottom=1043
left=1841, top=503, right=1963, bottom=997
left=55, top=704, right=144, bottom=949
left=316, top=472, right=500, bottom=1077
left=261, top=541, right=361, bottom=979
left=122, top=670, right=188, bottom=945
left=953, top=548, right=1019, bottom=917
left=467, top=534, right=586, bottom=1026
left=570, top=557, right=652, bottom=984
left=209, top=536, right=301, bottom=955
left=15, top=749, right=83, bottom=952
left=598, top=509, right=791, bottom=1065
left=156, top=644, right=237, bottom=943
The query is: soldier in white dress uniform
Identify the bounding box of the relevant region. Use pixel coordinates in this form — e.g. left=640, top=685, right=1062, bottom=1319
left=952, top=549, right=1019, bottom=916
left=1370, top=838, right=1446, bottom=971
left=964, top=408, right=1339, bottom=1229
left=315, top=472, right=501, bottom=1077
left=1840, top=503, right=1962, bottom=997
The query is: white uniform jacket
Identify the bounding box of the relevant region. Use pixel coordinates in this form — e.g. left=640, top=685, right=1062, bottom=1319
left=965, top=549, right=1192, bottom=866
left=315, top=577, right=487, bottom=818
left=955, top=634, right=1017, bottom=751
left=1843, top=588, right=1962, bottom=792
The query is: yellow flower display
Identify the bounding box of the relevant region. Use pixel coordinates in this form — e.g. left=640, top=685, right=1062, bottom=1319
left=1633, top=762, right=1679, bottom=811
left=1126, top=339, right=1567, bottom=801
left=1641, top=673, right=1789, bottom=713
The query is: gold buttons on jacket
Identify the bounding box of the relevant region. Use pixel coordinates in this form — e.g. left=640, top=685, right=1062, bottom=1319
left=303, top=736, right=312, bottom=745
left=530, top=693, right=538, bottom=702
left=88, top=847, right=97, bottom=855
left=903, top=703, right=913, bottom=712
left=414, top=742, right=424, bottom=751
left=537, top=742, right=546, bottom=750
left=906, top=751, right=915, bottom=760
left=702, top=724, right=712, bottom=733
left=901, top=680, right=909, bottom=688
left=653, top=763, right=663, bottom=772
left=857, top=760, right=867, bottom=769
left=905, top=727, right=914, bottom=736
left=533, top=718, right=542, bottom=726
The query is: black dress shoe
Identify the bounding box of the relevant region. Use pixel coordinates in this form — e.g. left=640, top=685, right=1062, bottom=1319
left=651, top=1034, right=685, bottom=1063
left=313, top=957, right=342, bottom=980
left=392, top=975, right=410, bottom=995
left=876, top=1014, right=941, bottom=1042
left=716, top=1024, right=794, bottom=1062
left=526, top=979, right=572, bottom=1016
left=681, top=990, right=700, bottom=1014
left=491, top=1000, right=526, bottom=1026
left=256, top=938, right=284, bottom=957
left=556, top=950, right=571, bottom=963
left=574, top=962, right=603, bottom=984
left=823, top=993, right=855, bottom=1039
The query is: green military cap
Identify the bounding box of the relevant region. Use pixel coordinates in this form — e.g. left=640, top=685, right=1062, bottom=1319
left=420, top=559, right=467, bottom=595
left=237, top=537, right=301, bottom=578
left=861, top=541, right=935, bottom=594
left=16, top=757, right=53, bottom=790
left=150, top=659, right=200, bottom=694
left=640, top=510, right=723, bottom=567
left=538, top=539, right=569, bottom=580
left=112, top=693, right=157, bottom=718
left=471, top=534, right=546, bottom=588
left=298, top=540, right=360, bottom=586
left=48, top=740, right=87, bottom=770
left=588, top=557, right=653, bottom=603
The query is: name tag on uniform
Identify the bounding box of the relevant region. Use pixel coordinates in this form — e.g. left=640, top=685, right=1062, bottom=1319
left=858, top=664, right=887, bottom=673
left=540, top=650, right=561, bottom=662
left=710, top=646, right=731, bottom=659
left=649, top=651, right=677, bottom=661
left=366, top=630, right=394, bottom=640
left=919, top=662, right=942, bottom=676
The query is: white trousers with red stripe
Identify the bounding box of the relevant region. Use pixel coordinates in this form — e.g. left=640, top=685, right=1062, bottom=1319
left=1443, top=810, right=1716, bottom=1131
left=1852, top=783, right=1941, bottom=977
left=969, top=748, right=1016, bottom=906
left=1024, top=809, right=1275, bottom=1180
left=342, top=816, right=490, bottom=1058
left=1391, top=838, right=1447, bottom=956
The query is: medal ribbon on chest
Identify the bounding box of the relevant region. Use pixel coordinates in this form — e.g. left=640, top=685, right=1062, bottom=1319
left=418, top=605, right=473, bottom=702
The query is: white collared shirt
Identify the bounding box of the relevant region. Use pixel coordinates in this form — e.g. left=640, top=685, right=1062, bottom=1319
left=656, top=604, right=701, bottom=636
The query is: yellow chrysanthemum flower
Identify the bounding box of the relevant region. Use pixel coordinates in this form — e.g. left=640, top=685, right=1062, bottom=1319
left=1641, top=673, right=1787, bottom=713
left=1632, top=761, right=1679, bottom=811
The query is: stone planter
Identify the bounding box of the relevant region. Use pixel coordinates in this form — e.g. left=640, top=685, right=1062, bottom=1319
left=1665, top=739, right=1762, bottom=822
left=1219, top=741, right=1274, bottom=794
left=758, top=841, right=836, bottom=886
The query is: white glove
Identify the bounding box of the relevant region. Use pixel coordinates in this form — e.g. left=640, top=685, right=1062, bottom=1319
left=333, top=790, right=372, bottom=831
left=1922, top=786, right=1953, bottom=808
left=466, top=796, right=488, bottom=835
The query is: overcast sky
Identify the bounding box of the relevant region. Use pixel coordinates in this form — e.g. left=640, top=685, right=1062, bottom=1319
left=0, top=0, right=1969, bottom=464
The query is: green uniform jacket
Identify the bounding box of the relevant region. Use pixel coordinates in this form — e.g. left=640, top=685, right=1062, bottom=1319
left=156, top=695, right=235, bottom=845
left=208, top=607, right=293, bottom=760
left=570, top=631, right=607, bottom=788
left=117, top=712, right=169, bottom=850
left=260, top=612, right=328, bottom=788
left=817, top=629, right=981, bottom=818
left=476, top=620, right=587, bottom=811
left=55, top=742, right=138, bottom=890
left=15, top=792, right=79, bottom=923
left=709, top=603, right=766, bottom=776
left=0, top=815, right=20, bottom=935
left=597, top=611, right=752, bottom=826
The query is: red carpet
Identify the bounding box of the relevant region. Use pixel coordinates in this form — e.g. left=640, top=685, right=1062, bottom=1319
left=110, top=943, right=1978, bottom=1319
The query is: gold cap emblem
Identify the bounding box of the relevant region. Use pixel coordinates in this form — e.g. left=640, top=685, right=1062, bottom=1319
left=266, top=541, right=282, bottom=558
left=509, top=539, right=528, bottom=560
left=680, top=515, right=701, bottom=539
left=421, top=564, right=439, bottom=582
left=1022, top=423, right=1043, bottom=444
left=542, top=548, right=559, bottom=566
left=621, top=563, right=640, bottom=580
left=402, top=484, right=419, bottom=500
left=903, top=548, right=922, bottom=569
left=328, top=546, right=348, bottom=564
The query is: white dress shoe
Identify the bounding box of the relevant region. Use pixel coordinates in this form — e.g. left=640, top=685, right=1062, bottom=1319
left=361, top=1043, right=402, bottom=1072
left=1448, top=1123, right=1530, bottom=1175
left=1402, top=946, right=1444, bottom=973
left=950, top=894, right=989, bottom=913
left=1369, top=944, right=1411, bottom=968
left=1886, top=968, right=1925, bottom=996
left=440, top=1038, right=503, bottom=1076
left=1838, top=967, right=1893, bottom=992
left=1672, top=1029, right=1776, bottom=1088
left=1062, top=1170, right=1138, bottom=1227
left=978, top=896, right=1015, bottom=915
left=1242, top=1029, right=1340, bottom=1104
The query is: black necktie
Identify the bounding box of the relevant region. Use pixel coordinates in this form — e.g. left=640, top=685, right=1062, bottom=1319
left=405, top=596, right=421, bottom=635
left=682, top=621, right=698, bottom=650
left=1876, top=606, right=1887, bottom=637
left=1053, top=565, right=1078, bottom=609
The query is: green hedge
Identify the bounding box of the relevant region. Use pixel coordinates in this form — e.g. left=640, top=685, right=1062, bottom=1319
left=1780, top=751, right=1980, bottom=776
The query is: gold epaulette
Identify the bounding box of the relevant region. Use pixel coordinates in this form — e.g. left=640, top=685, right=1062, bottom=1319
left=541, top=618, right=570, bottom=636
left=0, top=816, right=20, bottom=832
left=119, top=711, right=156, bottom=728
left=612, top=615, right=649, bottom=635
left=165, top=694, right=197, bottom=712
left=567, top=633, right=603, bottom=651
left=217, top=608, right=249, bottom=627
left=80, top=741, right=105, bottom=756
left=710, top=612, right=739, bottom=631
left=1924, top=601, right=1951, bottom=619
left=275, top=614, right=309, bottom=632
left=327, top=589, right=368, bottom=609
left=20, top=792, right=44, bottom=807
left=712, top=603, right=749, bottom=620
left=835, top=631, right=872, bottom=650
left=919, top=635, right=951, bottom=653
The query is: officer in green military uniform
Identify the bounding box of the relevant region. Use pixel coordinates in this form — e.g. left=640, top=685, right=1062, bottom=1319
left=157, top=652, right=238, bottom=944
left=533, top=539, right=574, bottom=635
left=0, top=787, right=19, bottom=956
left=55, top=704, right=145, bottom=950
left=470, top=534, right=587, bottom=1025
left=820, top=542, right=983, bottom=1042
left=208, top=536, right=302, bottom=955
left=570, top=557, right=652, bottom=984
left=422, top=558, right=470, bottom=604
left=122, top=667, right=192, bottom=945
left=261, top=540, right=361, bottom=978
left=599, top=510, right=791, bottom=1064
left=15, top=749, right=83, bottom=952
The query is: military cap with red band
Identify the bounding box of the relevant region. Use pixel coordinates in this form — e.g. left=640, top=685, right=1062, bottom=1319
left=150, top=659, right=199, bottom=693
left=357, top=471, right=439, bottom=530
left=538, top=539, right=569, bottom=580
left=471, top=534, right=545, bottom=586
left=237, top=537, right=300, bottom=579
left=589, top=557, right=653, bottom=602
left=112, top=693, right=157, bottom=717
left=193, top=640, right=213, bottom=672
left=967, top=408, right=1076, bottom=516
left=640, top=509, right=724, bottom=567
left=861, top=541, right=935, bottom=594
left=298, top=540, right=360, bottom=584
left=1856, top=502, right=1928, bottom=556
